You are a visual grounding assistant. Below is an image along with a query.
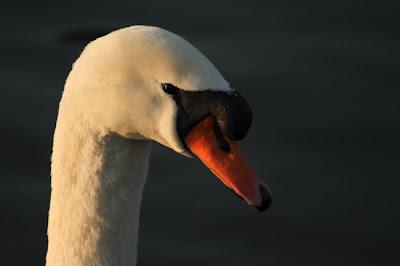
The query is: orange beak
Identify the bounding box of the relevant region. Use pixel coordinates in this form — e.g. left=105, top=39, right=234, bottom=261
left=185, top=116, right=271, bottom=211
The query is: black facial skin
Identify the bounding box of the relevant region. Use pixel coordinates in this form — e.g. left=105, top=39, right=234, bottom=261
left=162, top=83, right=272, bottom=212
left=161, top=83, right=253, bottom=152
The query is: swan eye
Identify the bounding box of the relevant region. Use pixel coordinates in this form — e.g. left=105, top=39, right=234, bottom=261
left=161, top=83, right=179, bottom=95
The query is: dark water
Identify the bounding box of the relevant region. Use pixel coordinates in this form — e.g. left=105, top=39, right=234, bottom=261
left=1, top=1, right=399, bottom=265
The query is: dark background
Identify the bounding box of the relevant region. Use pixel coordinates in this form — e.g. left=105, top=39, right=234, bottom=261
left=1, top=0, right=399, bottom=265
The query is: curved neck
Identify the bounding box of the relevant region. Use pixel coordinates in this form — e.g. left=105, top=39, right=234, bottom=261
left=46, top=114, right=151, bottom=266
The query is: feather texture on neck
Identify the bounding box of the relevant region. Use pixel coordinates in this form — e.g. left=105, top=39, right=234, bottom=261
left=47, top=109, right=151, bottom=265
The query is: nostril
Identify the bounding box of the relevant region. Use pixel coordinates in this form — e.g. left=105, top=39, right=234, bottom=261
left=213, top=121, right=230, bottom=153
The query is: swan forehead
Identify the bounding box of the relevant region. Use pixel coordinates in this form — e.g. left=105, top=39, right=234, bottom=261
left=95, top=26, right=231, bottom=92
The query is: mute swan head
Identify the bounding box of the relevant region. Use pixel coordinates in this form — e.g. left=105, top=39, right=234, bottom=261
left=63, top=25, right=271, bottom=210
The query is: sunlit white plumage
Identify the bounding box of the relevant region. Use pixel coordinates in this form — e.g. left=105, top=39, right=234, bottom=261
left=46, top=26, right=230, bottom=266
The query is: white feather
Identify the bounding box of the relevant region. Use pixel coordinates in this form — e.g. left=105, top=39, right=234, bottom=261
left=46, top=25, right=231, bottom=266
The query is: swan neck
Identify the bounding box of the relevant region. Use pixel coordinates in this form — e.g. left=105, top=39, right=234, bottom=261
left=47, top=119, right=151, bottom=266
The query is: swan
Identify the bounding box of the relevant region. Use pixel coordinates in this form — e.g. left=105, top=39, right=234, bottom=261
left=46, top=25, right=272, bottom=266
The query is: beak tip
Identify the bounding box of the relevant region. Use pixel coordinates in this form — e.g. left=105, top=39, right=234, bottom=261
left=255, top=185, right=272, bottom=212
